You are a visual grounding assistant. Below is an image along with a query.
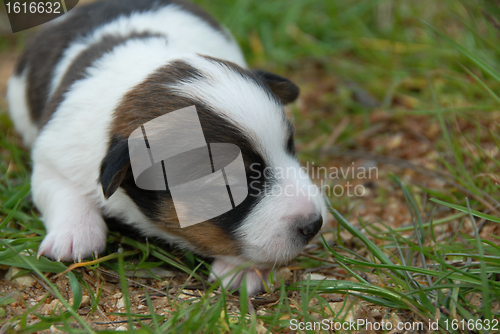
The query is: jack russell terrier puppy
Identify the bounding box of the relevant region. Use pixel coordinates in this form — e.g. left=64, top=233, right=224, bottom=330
left=7, top=0, right=326, bottom=295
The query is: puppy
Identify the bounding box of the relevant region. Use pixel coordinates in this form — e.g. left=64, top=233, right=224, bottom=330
left=7, top=0, right=326, bottom=295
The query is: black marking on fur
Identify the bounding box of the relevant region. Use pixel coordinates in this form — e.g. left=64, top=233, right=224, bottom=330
left=161, top=160, right=169, bottom=191
left=207, top=143, right=215, bottom=173
left=100, top=135, right=130, bottom=199
left=141, top=125, right=151, bottom=149
left=221, top=167, right=236, bottom=209
left=252, top=69, right=300, bottom=105
left=286, top=122, right=296, bottom=155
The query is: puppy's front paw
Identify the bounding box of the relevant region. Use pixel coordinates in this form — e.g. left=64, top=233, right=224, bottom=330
left=209, top=259, right=271, bottom=296
left=38, top=214, right=107, bottom=262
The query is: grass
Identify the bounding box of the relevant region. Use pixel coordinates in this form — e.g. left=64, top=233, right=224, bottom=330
left=1, top=0, right=500, bottom=332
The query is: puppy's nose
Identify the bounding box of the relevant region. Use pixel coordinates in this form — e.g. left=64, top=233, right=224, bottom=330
left=298, top=215, right=323, bottom=243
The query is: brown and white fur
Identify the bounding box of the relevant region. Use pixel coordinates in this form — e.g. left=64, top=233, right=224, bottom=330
left=7, top=0, right=326, bottom=295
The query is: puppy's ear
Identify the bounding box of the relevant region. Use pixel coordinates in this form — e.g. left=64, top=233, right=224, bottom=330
left=100, top=135, right=130, bottom=199
left=253, top=69, right=300, bottom=104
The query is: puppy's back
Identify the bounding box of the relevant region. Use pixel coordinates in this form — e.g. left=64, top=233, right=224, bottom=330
left=7, top=0, right=245, bottom=147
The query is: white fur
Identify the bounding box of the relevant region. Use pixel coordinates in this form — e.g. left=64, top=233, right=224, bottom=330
left=34, top=161, right=107, bottom=261
left=8, top=3, right=326, bottom=294
left=49, top=4, right=246, bottom=100
left=208, top=257, right=272, bottom=296
left=6, top=70, right=39, bottom=147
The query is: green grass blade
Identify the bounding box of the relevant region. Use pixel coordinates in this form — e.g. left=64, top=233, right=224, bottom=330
left=67, top=271, right=83, bottom=312
left=467, top=198, right=491, bottom=320
left=325, top=197, right=405, bottom=279
left=431, top=198, right=500, bottom=223
left=421, top=19, right=500, bottom=84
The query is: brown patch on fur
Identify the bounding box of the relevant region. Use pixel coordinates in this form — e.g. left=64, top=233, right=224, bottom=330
left=156, top=202, right=241, bottom=256
left=155, top=198, right=241, bottom=256
left=111, top=61, right=202, bottom=138
left=176, top=223, right=241, bottom=256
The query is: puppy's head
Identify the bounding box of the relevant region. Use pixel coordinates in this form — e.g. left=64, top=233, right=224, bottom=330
left=100, top=55, right=326, bottom=267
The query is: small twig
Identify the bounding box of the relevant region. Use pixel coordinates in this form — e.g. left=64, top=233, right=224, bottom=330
left=303, top=265, right=340, bottom=273
left=94, top=318, right=151, bottom=325
left=96, top=305, right=117, bottom=329
left=182, top=284, right=206, bottom=290
left=356, top=122, right=387, bottom=141
left=174, top=290, right=203, bottom=298
left=482, top=9, right=500, bottom=31
left=424, top=260, right=481, bottom=268
left=299, top=253, right=336, bottom=265
left=251, top=296, right=280, bottom=306
left=97, top=268, right=171, bottom=298
left=476, top=204, right=500, bottom=234
left=54, top=250, right=140, bottom=278
left=30, top=274, right=59, bottom=299
left=321, top=117, right=350, bottom=157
